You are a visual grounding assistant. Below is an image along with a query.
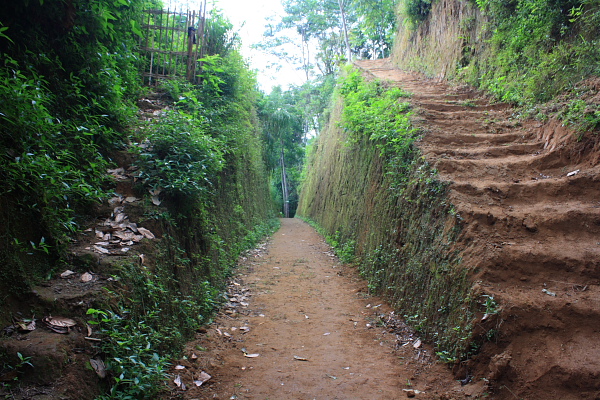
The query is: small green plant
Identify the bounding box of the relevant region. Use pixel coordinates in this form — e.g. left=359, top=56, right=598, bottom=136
left=482, top=295, right=499, bottom=315
left=87, top=308, right=171, bottom=400
left=0, top=352, right=34, bottom=390
left=436, top=350, right=458, bottom=363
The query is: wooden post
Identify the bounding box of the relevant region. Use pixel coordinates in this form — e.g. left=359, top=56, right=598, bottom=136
left=186, top=10, right=196, bottom=82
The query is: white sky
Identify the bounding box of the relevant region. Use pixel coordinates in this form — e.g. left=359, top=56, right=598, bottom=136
left=167, top=0, right=306, bottom=92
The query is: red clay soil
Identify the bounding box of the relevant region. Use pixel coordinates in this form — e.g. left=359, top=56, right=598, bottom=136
left=165, top=218, right=473, bottom=400
left=355, top=59, right=600, bottom=400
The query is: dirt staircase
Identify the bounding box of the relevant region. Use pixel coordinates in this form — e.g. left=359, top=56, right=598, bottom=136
left=356, top=59, right=600, bottom=399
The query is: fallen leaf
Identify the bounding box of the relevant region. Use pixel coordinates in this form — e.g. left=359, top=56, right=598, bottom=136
left=108, top=196, right=122, bottom=205
left=413, top=339, right=422, bottom=349
left=60, top=270, right=76, bottom=278
left=93, top=245, right=110, bottom=255
left=114, top=213, right=126, bottom=223
left=175, top=365, right=186, bottom=370
left=90, top=359, right=106, bottom=378
left=244, top=353, right=260, bottom=358
left=107, top=167, right=125, bottom=176
left=125, top=197, right=138, bottom=203
left=81, top=272, right=94, bottom=282
left=137, top=227, right=155, bottom=239
left=113, top=231, right=134, bottom=241
left=87, top=324, right=93, bottom=337
left=45, top=316, right=76, bottom=327
left=151, top=195, right=162, bottom=206
left=16, top=319, right=36, bottom=332
left=193, top=371, right=211, bottom=386
left=174, top=374, right=182, bottom=387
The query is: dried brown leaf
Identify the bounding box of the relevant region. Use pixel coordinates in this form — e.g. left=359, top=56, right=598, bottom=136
left=93, top=245, right=110, bottom=254
left=137, top=227, right=155, bottom=239
left=60, top=270, right=76, bottom=278
left=90, top=359, right=106, bottom=378
left=45, top=316, right=76, bottom=327
left=81, top=272, right=94, bottom=282
left=193, top=371, right=211, bottom=386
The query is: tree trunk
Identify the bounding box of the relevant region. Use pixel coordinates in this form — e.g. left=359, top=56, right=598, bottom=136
left=280, top=145, right=290, bottom=218
left=337, top=0, right=351, bottom=62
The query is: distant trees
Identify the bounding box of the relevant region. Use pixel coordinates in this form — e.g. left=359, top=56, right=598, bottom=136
left=259, top=87, right=305, bottom=217
left=259, top=0, right=398, bottom=81
left=254, top=0, right=398, bottom=216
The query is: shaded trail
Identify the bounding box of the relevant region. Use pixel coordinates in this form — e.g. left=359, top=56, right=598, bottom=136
left=167, top=218, right=464, bottom=399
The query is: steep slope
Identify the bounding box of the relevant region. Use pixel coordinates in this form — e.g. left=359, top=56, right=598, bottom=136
left=356, top=58, right=600, bottom=399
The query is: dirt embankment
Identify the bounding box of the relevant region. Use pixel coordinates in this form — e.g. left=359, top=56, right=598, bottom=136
left=357, top=59, right=600, bottom=400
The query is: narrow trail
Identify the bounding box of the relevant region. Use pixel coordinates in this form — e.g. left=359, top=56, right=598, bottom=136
left=356, top=59, right=600, bottom=399
left=167, top=219, right=467, bottom=399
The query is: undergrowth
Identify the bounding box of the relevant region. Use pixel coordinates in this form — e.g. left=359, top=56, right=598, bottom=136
left=460, top=0, right=600, bottom=131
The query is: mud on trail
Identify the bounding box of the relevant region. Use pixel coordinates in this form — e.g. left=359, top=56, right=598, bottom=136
left=356, top=59, right=600, bottom=399
left=165, top=218, right=467, bottom=399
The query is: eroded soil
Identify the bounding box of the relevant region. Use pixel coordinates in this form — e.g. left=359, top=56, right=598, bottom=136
left=164, top=218, right=472, bottom=399
left=356, top=59, right=600, bottom=400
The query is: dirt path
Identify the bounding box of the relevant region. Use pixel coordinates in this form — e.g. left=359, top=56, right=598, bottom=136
left=355, top=59, right=600, bottom=399
left=166, top=218, right=469, bottom=399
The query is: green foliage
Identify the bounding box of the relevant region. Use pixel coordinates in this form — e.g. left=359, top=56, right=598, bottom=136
left=259, top=86, right=306, bottom=217
left=0, top=0, right=146, bottom=291
left=402, top=0, right=432, bottom=28
left=0, top=351, right=34, bottom=390
left=258, top=0, right=398, bottom=80
left=339, top=69, right=418, bottom=180
left=461, top=0, right=600, bottom=105
left=136, top=112, right=224, bottom=200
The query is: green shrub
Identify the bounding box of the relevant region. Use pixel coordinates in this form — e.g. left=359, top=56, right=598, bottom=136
left=135, top=112, right=224, bottom=200
left=403, top=0, right=433, bottom=27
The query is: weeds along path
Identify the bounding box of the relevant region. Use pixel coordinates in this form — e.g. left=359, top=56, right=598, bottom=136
left=356, top=59, right=600, bottom=399
left=165, top=218, right=466, bottom=399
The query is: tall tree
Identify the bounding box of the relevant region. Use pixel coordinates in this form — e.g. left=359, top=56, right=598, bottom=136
left=259, top=87, right=305, bottom=217
left=257, top=0, right=398, bottom=80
